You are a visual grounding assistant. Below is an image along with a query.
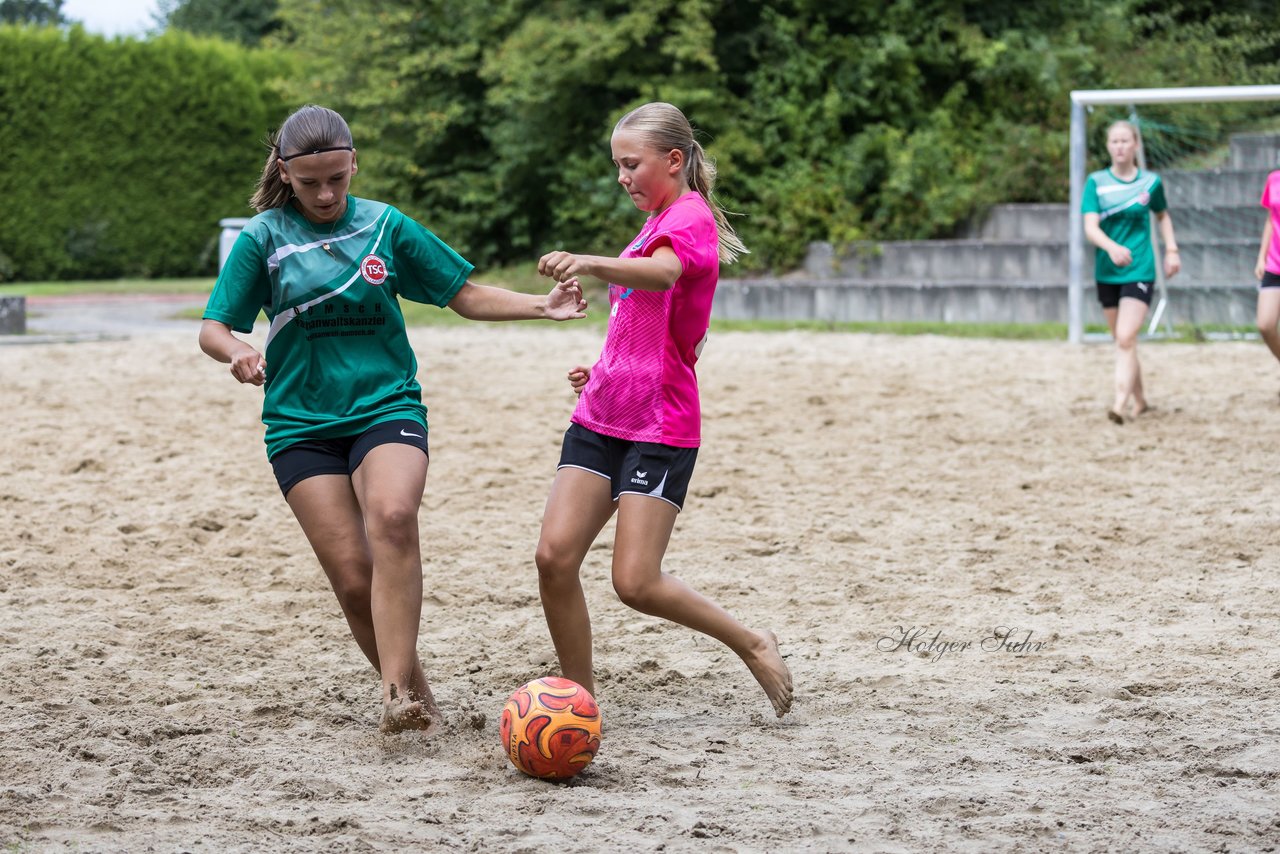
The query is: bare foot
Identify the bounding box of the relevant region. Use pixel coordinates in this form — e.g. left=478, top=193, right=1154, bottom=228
left=379, top=684, right=443, bottom=735
left=1131, top=401, right=1152, bottom=417
left=1107, top=408, right=1124, bottom=425
left=743, top=630, right=793, bottom=718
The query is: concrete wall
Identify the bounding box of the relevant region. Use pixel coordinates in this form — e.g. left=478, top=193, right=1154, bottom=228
left=1229, top=134, right=1280, bottom=170
left=719, top=138, right=1276, bottom=328
left=712, top=277, right=1258, bottom=328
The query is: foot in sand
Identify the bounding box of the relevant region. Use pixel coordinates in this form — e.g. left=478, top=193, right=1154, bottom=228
left=1107, top=409, right=1124, bottom=425
left=380, top=683, right=443, bottom=735
left=743, top=630, right=793, bottom=718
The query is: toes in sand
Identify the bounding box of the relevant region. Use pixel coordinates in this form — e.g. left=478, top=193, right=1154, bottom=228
left=746, top=630, right=793, bottom=718
left=379, top=686, right=443, bottom=736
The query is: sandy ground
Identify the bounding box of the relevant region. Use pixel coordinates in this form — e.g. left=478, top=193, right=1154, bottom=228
left=2, top=312, right=1279, bottom=853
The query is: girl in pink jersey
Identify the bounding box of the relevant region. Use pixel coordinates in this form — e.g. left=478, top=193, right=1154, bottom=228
left=533, top=102, right=793, bottom=718
left=1254, top=170, right=1280, bottom=376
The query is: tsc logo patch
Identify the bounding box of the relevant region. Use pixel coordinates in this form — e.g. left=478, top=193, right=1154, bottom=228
left=361, top=255, right=388, bottom=285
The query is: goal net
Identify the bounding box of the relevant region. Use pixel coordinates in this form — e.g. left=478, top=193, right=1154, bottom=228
left=1068, top=85, right=1280, bottom=343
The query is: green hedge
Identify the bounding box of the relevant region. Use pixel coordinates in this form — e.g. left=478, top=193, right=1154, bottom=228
left=0, top=25, right=291, bottom=281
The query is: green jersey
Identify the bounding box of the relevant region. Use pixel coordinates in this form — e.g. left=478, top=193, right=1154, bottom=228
left=203, top=196, right=473, bottom=459
left=1082, top=168, right=1167, bottom=284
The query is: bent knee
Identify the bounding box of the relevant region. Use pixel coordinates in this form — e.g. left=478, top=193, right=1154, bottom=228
left=612, top=575, right=656, bottom=611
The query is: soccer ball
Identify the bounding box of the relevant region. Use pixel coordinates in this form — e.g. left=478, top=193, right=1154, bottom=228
left=500, top=676, right=601, bottom=781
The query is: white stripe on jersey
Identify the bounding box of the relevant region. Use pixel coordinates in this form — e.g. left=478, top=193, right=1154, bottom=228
left=1098, top=194, right=1147, bottom=221
left=266, top=220, right=378, bottom=273
left=264, top=214, right=393, bottom=349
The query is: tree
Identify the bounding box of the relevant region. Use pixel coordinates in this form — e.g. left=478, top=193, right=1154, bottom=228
left=0, top=0, right=67, bottom=25
left=154, top=0, right=279, bottom=45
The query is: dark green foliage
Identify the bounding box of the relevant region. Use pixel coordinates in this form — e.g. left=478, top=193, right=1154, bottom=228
left=0, top=0, right=65, bottom=25
left=4, top=1, right=1279, bottom=281
left=156, top=0, right=281, bottom=46
left=0, top=26, right=291, bottom=281
left=269, top=0, right=1278, bottom=273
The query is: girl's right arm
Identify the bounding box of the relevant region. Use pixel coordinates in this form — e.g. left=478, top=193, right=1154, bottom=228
left=199, top=319, right=266, bottom=386
left=1258, top=217, right=1274, bottom=281
left=1083, top=213, right=1132, bottom=268
left=538, top=247, right=683, bottom=292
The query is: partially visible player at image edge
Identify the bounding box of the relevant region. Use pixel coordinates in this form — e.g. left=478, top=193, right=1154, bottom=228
left=1252, top=167, right=1280, bottom=387
left=198, top=104, right=586, bottom=735
left=532, top=101, right=793, bottom=719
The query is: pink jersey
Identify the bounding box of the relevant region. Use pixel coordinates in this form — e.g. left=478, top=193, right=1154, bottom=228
left=572, top=192, right=719, bottom=447
left=1263, top=171, right=1280, bottom=275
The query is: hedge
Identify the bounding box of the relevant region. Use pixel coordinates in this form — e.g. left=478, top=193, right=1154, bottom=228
left=0, top=25, right=291, bottom=281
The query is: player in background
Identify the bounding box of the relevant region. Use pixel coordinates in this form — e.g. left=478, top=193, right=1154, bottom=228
left=532, top=102, right=793, bottom=718
left=1082, top=120, right=1181, bottom=424
left=1253, top=168, right=1280, bottom=383
left=199, top=105, right=586, bottom=734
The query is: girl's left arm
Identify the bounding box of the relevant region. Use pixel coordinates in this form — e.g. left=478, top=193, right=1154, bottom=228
left=539, top=246, right=683, bottom=292
left=1154, top=210, right=1180, bottom=278
left=447, top=278, right=587, bottom=321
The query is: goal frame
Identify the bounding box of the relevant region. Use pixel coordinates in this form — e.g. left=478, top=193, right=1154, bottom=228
left=1068, top=85, right=1280, bottom=344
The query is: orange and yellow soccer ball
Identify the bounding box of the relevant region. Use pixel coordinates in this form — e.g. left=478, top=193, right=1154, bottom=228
left=500, top=676, right=601, bottom=781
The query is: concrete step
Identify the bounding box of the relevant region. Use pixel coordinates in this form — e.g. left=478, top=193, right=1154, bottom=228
left=714, top=277, right=1258, bottom=326
left=806, top=238, right=1258, bottom=284
left=1229, top=133, right=1280, bottom=170
left=963, top=204, right=1066, bottom=241
left=1162, top=168, right=1272, bottom=207
left=967, top=203, right=1265, bottom=242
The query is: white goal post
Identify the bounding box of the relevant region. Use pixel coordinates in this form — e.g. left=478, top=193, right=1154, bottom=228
left=1068, top=84, right=1280, bottom=344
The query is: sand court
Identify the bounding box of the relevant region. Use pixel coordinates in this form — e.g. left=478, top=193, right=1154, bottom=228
left=2, top=323, right=1278, bottom=850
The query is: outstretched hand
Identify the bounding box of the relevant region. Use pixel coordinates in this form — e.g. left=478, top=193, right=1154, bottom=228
left=544, top=277, right=588, bottom=321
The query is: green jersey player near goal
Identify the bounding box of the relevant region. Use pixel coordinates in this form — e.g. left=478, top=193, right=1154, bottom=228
left=199, top=105, right=587, bottom=735
left=1082, top=120, right=1181, bottom=425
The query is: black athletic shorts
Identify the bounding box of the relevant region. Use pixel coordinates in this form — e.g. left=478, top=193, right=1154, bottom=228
left=557, top=422, right=698, bottom=511
left=1097, top=281, right=1155, bottom=308
left=1261, top=271, right=1280, bottom=289
left=269, top=418, right=428, bottom=497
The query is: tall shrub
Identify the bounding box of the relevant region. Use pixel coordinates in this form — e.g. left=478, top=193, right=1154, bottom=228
left=0, top=25, right=291, bottom=281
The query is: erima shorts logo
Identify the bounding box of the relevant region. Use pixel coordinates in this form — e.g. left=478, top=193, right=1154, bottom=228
left=631, top=469, right=649, bottom=486
left=361, top=255, right=388, bottom=285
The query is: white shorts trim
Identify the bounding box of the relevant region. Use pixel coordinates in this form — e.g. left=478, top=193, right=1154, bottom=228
left=556, top=463, right=609, bottom=480
left=616, top=490, right=682, bottom=511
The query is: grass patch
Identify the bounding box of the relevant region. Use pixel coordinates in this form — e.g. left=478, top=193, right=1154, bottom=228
left=0, top=277, right=216, bottom=297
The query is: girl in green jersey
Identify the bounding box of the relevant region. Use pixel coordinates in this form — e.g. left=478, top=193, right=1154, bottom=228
left=200, top=105, right=586, bottom=734
left=1082, top=120, right=1181, bottom=424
